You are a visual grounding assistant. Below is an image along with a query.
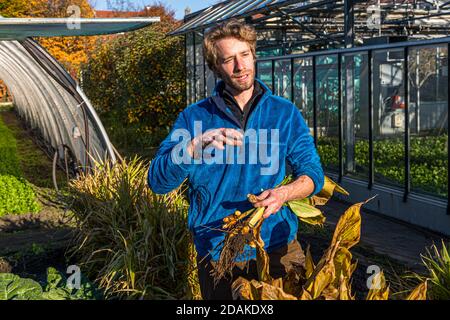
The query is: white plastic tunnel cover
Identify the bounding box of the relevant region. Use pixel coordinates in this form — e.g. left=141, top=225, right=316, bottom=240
left=0, top=17, right=159, bottom=182
left=0, top=38, right=114, bottom=173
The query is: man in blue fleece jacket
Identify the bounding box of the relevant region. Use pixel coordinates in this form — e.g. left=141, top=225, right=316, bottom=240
left=148, top=19, right=324, bottom=299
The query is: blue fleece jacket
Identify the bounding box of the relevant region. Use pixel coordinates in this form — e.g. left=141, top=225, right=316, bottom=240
left=148, top=79, right=324, bottom=262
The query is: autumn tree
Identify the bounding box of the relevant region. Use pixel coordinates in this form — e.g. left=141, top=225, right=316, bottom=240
left=82, top=5, right=184, bottom=158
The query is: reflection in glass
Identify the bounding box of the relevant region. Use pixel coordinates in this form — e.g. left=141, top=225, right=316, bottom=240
left=342, top=53, right=369, bottom=180
left=274, top=59, right=292, bottom=100
left=372, top=49, right=405, bottom=188
left=257, top=61, right=273, bottom=91
left=205, top=66, right=216, bottom=97
left=409, top=45, right=448, bottom=198
left=293, top=58, right=313, bottom=132
left=316, top=55, right=339, bottom=172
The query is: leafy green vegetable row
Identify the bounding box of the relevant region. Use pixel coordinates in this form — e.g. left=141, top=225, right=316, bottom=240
left=0, top=267, right=101, bottom=300
left=0, top=114, right=40, bottom=216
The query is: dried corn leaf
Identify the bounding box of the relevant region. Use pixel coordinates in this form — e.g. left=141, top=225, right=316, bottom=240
left=333, top=247, right=355, bottom=286
left=332, top=248, right=356, bottom=300
left=366, top=271, right=390, bottom=300
left=338, top=273, right=355, bottom=300
left=232, top=277, right=298, bottom=300
left=271, top=278, right=284, bottom=289
left=303, top=242, right=340, bottom=300
left=406, top=280, right=428, bottom=300
left=299, top=289, right=313, bottom=300
left=283, top=268, right=304, bottom=297
left=330, top=202, right=363, bottom=250
left=300, top=214, right=326, bottom=226
left=232, top=277, right=257, bottom=300
left=301, top=223, right=351, bottom=300
left=252, top=222, right=272, bottom=283
left=313, top=176, right=349, bottom=206
left=322, top=284, right=339, bottom=300
left=252, top=279, right=298, bottom=300
left=304, top=260, right=336, bottom=299
left=305, top=245, right=315, bottom=278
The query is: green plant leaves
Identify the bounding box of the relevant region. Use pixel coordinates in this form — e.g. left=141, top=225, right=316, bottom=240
left=0, top=114, right=40, bottom=216
left=0, top=274, right=43, bottom=300
left=0, top=267, right=101, bottom=300
left=417, top=240, right=450, bottom=300
left=287, top=199, right=326, bottom=226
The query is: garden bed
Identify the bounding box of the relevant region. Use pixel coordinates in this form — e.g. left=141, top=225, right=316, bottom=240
left=0, top=107, right=74, bottom=284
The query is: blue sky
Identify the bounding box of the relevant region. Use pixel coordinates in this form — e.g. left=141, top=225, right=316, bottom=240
left=90, top=0, right=218, bottom=19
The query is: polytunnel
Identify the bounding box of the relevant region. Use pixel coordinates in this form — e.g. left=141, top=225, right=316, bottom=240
left=0, top=17, right=159, bottom=184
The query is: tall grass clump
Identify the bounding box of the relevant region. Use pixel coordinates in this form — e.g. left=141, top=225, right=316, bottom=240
left=416, top=241, right=450, bottom=300
left=67, top=156, right=200, bottom=299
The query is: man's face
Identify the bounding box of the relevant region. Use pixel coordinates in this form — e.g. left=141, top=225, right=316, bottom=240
left=214, top=37, right=255, bottom=93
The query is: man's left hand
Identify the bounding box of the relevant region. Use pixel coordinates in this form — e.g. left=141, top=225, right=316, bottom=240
left=252, top=187, right=289, bottom=219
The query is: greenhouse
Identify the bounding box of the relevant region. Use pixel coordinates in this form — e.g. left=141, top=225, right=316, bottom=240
left=173, top=0, right=450, bottom=236
left=0, top=17, right=159, bottom=184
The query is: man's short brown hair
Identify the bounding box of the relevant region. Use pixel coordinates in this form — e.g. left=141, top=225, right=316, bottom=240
left=203, top=19, right=257, bottom=76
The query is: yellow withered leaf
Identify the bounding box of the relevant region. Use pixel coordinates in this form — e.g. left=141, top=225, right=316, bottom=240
left=313, top=176, right=350, bottom=206
left=252, top=222, right=272, bottom=283
left=232, top=277, right=256, bottom=300
left=299, top=289, right=313, bottom=300
left=337, top=248, right=356, bottom=275
left=271, top=277, right=284, bottom=289
left=366, top=271, right=390, bottom=300
left=333, top=247, right=355, bottom=288
left=406, top=280, right=428, bottom=300
left=322, top=284, right=339, bottom=300
left=305, top=260, right=336, bottom=299
left=252, top=280, right=298, bottom=300
left=232, top=277, right=298, bottom=300
left=283, top=268, right=304, bottom=297
left=299, top=214, right=326, bottom=226
left=338, top=273, right=355, bottom=300
left=302, top=233, right=342, bottom=300
left=330, top=202, right=363, bottom=250
left=305, top=245, right=315, bottom=279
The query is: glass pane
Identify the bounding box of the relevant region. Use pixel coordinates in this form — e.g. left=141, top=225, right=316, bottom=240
left=194, top=32, right=205, bottom=102
left=342, top=53, right=370, bottom=180
left=316, top=55, right=339, bottom=172
left=293, top=57, right=313, bottom=132
left=257, top=61, right=273, bottom=91
left=274, top=59, right=292, bottom=100
left=372, top=49, right=405, bottom=188
left=408, top=45, right=448, bottom=198
left=186, top=33, right=195, bottom=105
left=205, top=66, right=216, bottom=97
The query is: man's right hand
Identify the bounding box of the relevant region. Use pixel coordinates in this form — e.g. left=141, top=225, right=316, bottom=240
left=187, top=128, right=243, bottom=159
